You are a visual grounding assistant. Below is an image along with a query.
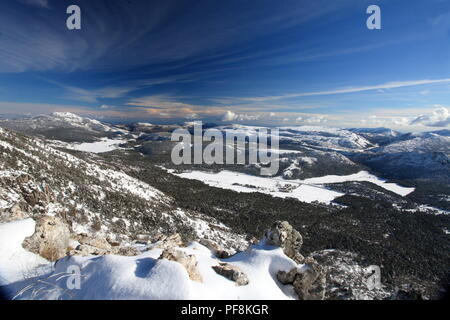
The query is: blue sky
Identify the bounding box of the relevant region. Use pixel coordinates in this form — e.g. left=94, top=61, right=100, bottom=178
left=0, top=0, right=449, bottom=130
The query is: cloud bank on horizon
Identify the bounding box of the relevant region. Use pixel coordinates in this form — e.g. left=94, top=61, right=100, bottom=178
left=0, top=0, right=449, bottom=131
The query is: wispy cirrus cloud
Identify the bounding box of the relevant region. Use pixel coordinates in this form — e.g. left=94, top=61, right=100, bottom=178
left=16, top=0, right=49, bottom=8
left=238, top=78, right=450, bottom=102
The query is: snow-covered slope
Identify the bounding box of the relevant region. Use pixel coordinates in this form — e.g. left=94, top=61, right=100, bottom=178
left=372, top=131, right=449, bottom=153
left=0, top=112, right=128, bottom=143
left=219, top=124, right=374, bottom=151
left=0, top=126, right=245, bottom=249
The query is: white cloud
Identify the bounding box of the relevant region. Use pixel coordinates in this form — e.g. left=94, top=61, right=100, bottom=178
left=221, top=110, right=260, bottom=122
left=185, top=113, right=200, bottom=120
left=222, top=110, right=236, bottom=121
left=410, top=106, right=450, bottom=127
left=127, top=95, right=196, bottom=109
left=241, top=78, right=450, bottom=102
left=17, top=0, right=49, bottom=8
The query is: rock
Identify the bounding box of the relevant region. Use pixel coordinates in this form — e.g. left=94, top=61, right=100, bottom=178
left=68, top=235, right=140, bottom=257
left=277, top=257, right=326, bottom=300
left=277, top=268, right=298, bottom=284
left=212, top=263, right=249, bottom=286
left=79, top=237, right=112, bottom=251
left=116, top=246, right=141, bottom=256
left=23, top=216, right=70, bottom=261
left=69, top=244, right=109, bottom=256
left=264, top=221, right=304, bottom=263
left=68, top=239, right=80, bottom=250
left=10, top=205, right=27, bottom=220
left=153, top=233, right=183, bottom=250
left=200, top=239, right=232, bottom=258
left=159, top=248, right=203, bottom=282
left=0, top=204, right=28, bottom=222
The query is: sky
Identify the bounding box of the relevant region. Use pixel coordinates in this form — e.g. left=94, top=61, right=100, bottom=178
left=0, top=0, right=449, bottom=131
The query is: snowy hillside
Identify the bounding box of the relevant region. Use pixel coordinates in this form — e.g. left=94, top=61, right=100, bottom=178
left=0, top=112, right=129, bottom=142
left=167, top=169, right=414, bottom=204
left=0, top=126, right=246, bottom=251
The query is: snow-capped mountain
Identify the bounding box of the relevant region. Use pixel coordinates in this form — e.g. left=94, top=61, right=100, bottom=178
left=0, top=112, right=128, bottom=142
left=348, top=127, right=401, bottom=146
left=219, top=124, right=374, bottom=151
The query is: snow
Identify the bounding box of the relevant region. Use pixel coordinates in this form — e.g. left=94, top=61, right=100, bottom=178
left=300, top=171, right=415, bottom=196
left=166, top=169, right=414, bottom=204
left=0, top=219, right=49, bottom=286
left=2, top=219, right=299, bottom=300
left=68, top=138, right=127, bottom=153
left=168, top=169, right=343, bottom=204
left=51, top=112, right=84, bottom=123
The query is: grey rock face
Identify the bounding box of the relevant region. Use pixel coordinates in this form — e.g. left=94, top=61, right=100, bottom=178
left=200, top=239, right=233, bottom=258
left=22, top=216, right=70, bottom=261
left=212, top=263, right=249, bottom=286
left=159, top=248, right=203, bottom=282
left=277, top=257, right=326, bottom=300
left=264, top=221, right=304, bottom=263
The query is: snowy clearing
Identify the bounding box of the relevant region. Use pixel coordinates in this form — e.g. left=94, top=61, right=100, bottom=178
left=167, top=169, right=343, bottom=204
left=167, top=169, right=415, bottom=204
left=300, top=171, right=415, bottom=197
left=67, top=138, right=128, bottom=153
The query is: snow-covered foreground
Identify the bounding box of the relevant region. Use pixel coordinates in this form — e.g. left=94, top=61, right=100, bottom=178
left=1, top=219, right=298, bottom=300
left=0, top=219, right=49, bottom=285
left=167, top=170, right=415, bottom=204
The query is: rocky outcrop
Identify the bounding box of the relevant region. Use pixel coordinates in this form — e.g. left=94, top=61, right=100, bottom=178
left=152, top=233, right=183, bottom=250
left=0, top=204, right=29, bottom=223
left=69, top=235, right=140, bottom=257
left=115, top=245, right=141, bottom=256
left=200, top=239, right=232, bottom=258
left=159, top=248, right=203, bottom=282
left=265, top=221, right=326, bottom=300
left=212, top=263, right=249, bottom=286
left=311, top=250, right=392, bottom=300
left=264, top=221, right=304, bottom=263
left=277, top=257, right=326, bottom=300
left=22, top=216, right=70, bottom=261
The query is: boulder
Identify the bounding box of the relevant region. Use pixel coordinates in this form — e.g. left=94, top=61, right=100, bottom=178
left=0, top=204, right=28, bottom=223
left=69, top=235, right=140, bottom=257
left=79, top=236, right=112, bottom=251
left=69, top=244, right=110, bottom=256
left=212, top=263, right=249, bottom=286
left=116, top=246, right=141, bottom=256
left=200, top=239, right=232, bottom=258
left=277, top=257, right=326, bottom=300
left=159, top=248, right=202, bottom=282
left=153, top=233, right=183, bottom=250
left=264, top=221, right=304, bottom=263
left=23, top=216, right=70, bottom=261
